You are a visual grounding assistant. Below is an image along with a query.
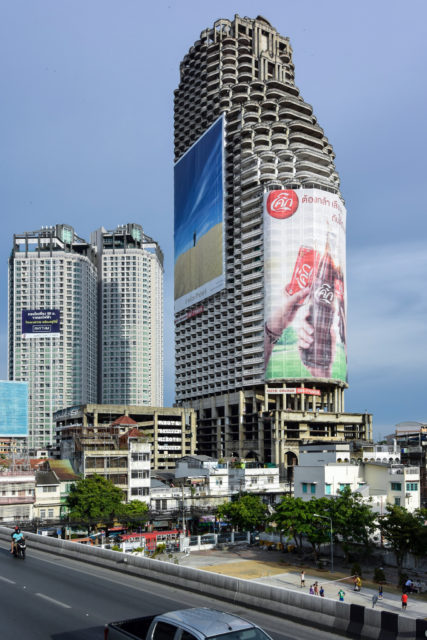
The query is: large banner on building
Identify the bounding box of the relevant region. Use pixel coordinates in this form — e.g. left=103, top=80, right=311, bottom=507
left=174, top=115, right=225, bottom=312
left=22, top=309, right=60, bottom=336
left=0, top=381, right=28, bottom=437
left=264, top=189, right=347, bottom=383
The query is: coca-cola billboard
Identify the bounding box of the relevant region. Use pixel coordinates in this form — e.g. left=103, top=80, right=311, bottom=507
left=264, top=188, right=347, bottom=384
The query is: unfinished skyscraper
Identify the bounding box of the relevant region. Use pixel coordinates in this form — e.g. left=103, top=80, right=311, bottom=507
left=174, top=15, right=371, bottom=476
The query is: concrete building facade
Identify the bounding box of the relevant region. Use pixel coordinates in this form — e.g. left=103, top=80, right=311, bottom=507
left=54, top=404, right=197, bottom=471
left=9, top=224, right=164, bottom=449
left=174, top=15, right=371, bottom=476
left=0, top=468, right=35, bottom=523
left=92, top=224, right=164, bottom=406
left=294, top=443, right=420, bottom=513
left=8, top=225, right=98, bottom=449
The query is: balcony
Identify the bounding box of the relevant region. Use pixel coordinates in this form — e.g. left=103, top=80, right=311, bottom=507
left=0, top=497, right=34, bottom=505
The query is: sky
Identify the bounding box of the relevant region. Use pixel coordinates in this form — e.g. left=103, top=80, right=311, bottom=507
left=1, top=0, right=426, bottom=440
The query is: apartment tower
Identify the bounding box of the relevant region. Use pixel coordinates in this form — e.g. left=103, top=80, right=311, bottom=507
left=174, top=15, right=371, bottom=475
left=8, top=225, right=97, bottom=449
left=92, top=224, right=164, bottom=406
left=9, top=223, right=164, bottom=449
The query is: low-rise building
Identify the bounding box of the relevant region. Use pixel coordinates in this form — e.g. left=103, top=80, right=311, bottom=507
left=54, top=404, right=196, bottom=470
left=0, top=466, right=35, bottom=523
left=58, top=416, right=151, bottom=503
left=294, top=442, right=420, bottom=513
left=34, top=470, right=61, bottom=521
left=394, top=421, right=427, bottom=508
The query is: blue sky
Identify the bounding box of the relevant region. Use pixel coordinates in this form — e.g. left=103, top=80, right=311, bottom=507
left=2, top=0, right=426, bottom=439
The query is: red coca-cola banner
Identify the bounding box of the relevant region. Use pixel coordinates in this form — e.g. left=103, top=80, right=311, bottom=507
left=264, top=188, right=347, bottom=384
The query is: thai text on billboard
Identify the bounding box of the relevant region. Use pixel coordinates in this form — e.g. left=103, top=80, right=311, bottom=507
left=264, top=189, right=347, bottom=384
left=22, top=309, right=60, bottom=336
left=0, top=381, right=28, bottom=437
left=174, top=115, right=225, bottom=312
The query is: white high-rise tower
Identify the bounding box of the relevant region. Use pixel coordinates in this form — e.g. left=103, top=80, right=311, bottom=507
left=92, top=224, right=164, bottom=406
left=8, top=225, right=98, bottom=449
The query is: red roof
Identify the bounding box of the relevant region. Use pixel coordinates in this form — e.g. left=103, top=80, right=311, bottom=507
left=112, top=415, right=138, bottom=426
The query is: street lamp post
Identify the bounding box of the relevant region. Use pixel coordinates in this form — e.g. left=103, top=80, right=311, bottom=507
left=313, top=513, right=333, bottom=573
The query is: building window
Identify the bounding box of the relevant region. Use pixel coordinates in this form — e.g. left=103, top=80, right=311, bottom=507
left=310, top=484, right=316, bottom=494
left=302, top=483, right=307, bottom=493
left=391, top=482, right=402, bottom=491
left=406, top=483, right=418, bottom=492
left=40, top=509, right=46, bottom=518
left=43, top=486, right=57, bottom=493
left=48, top=509, right=54, bottom=518
left=131, top=487, right=149, bottom=496
left=394, top=497, right=401, bottom=506
left=325, top=484, right=331, bottom=495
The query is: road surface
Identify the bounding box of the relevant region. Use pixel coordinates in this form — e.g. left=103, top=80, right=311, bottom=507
left=0, top=545, right=348, bottom=640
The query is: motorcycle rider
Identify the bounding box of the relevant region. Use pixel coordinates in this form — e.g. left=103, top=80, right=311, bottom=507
left=11, top=527, right=24, bottom=555
left=10, top=526, right=20, bottom=553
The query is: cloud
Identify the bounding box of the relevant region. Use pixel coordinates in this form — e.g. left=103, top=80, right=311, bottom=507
left=347, top=241, right=427, bottom=377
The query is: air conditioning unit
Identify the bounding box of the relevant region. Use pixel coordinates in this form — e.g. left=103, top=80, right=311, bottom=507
left=405, top=493, right=411, bottom=498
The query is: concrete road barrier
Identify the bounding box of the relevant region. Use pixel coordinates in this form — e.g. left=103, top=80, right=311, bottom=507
left=2, top=528, right=426, bottom=639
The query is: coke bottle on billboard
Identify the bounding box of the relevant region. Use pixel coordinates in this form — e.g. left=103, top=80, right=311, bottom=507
left=285, top=246, right=319, bottom=303
left=300, top=234, right=335, bottom=371
left=334, top=265, right=346, bottom=344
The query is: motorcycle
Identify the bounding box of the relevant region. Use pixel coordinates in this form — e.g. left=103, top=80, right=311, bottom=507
left=13, top=538, right=26, bottom=559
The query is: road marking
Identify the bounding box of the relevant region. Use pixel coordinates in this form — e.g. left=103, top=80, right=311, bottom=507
left=0, top=576, right=16, bottom=584
left=35, top=593, right=71, bottom=608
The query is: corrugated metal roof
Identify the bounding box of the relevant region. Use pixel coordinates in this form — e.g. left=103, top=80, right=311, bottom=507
left=36, top=470, right=59, bottom=485
left=48, top=459, right=79, bottom=481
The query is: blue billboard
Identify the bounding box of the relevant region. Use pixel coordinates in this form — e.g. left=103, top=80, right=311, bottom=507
left=22, top=309, right=60, bottom=336
left=0, top=381, right=28, bottom=437
left=174, top=115, right=225, bottom=312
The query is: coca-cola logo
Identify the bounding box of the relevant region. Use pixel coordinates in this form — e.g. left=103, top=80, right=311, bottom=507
left=295, top=263, right=312, bottom=288
left=315, top=283, right=334, bottom=304
left=266, top=190, right=299, bottom=219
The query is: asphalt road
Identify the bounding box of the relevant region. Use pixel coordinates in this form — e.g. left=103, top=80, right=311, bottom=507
left=0, top=545, right=348, bottom=640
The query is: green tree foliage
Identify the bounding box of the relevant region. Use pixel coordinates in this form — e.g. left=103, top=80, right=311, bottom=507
left=272, top=495, right=329, bottom=556
left=379, top=505, right=427, bottom=572
left=66, top=474, right=124, bottom=528
left=272, top=489, right=376, bottom=561
left=216, top=494, right=268, bottom=531
left=329, top=486, right=376, bottom=560
left=119, top=500, right=149, bottom=528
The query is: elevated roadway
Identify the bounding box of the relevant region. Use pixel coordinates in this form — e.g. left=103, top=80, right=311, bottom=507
left=0, top=545, right=345, bottom=640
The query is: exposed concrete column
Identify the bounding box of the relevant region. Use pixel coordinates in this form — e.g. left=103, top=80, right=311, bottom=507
left=238, top=391, right=245, bottom=459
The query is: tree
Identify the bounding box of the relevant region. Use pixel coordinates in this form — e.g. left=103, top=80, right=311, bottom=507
left=216, top=494, right=268, bottom=531
left=379, top=505, right=426, bottom=573
left=66, top=474, right=124, bottom=530
left=329, top=486, right=376, bottom=561
left=119, top=500, right=149, bottom=528
left=272, top=496, right=329, bottom=556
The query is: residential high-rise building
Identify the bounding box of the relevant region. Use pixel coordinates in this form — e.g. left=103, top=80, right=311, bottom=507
left=9, top=223, right=164, bottom=449
left=174, top=15, right=372, bottom=476
left=92, top=224, right=164, bottom=406
left=8, top=225, right=98, bottom=450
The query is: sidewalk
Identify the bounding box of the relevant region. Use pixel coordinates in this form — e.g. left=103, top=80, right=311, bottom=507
left=180, top=547, right=427, bottom=621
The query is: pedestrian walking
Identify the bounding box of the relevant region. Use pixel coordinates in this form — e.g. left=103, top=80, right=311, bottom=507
left=402, top=593, right=408, bottom=610
left=355, top=576, right=362, bottom=592
left=319, top=586, right=325, bottom=597
left=372, top=594, right=378, bottom=608
left=378, top=585, right=383, bottom=600
left=300, top=570, right=305, bottom=587
left=309, top=584, right=314, bottom=595
left=338, top=589, right=345, bottom=602
left=314, top=582, right=319, bottom=596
